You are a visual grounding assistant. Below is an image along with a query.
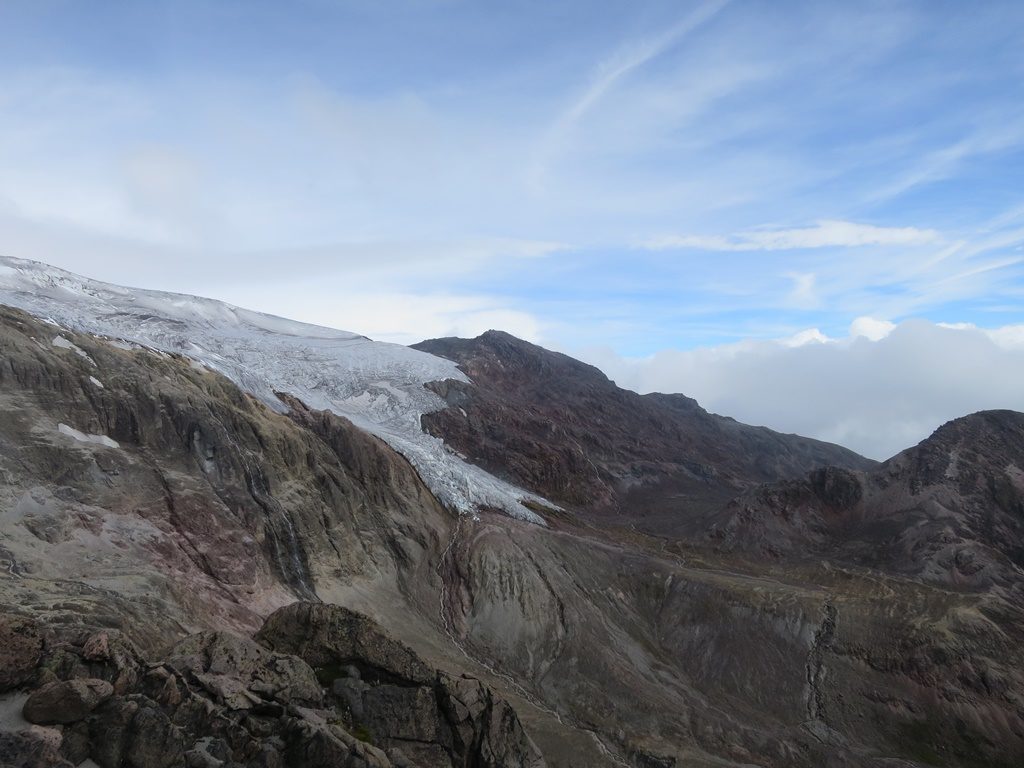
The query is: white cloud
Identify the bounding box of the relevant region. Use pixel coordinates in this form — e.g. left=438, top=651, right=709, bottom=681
left=780, top=327, right=830, bottom=347
left=938, top=321, right=1024, bottom=351
left=986, top=324, right=1024, bottom=349
left=210, top=281, right=543, bottom=347
left=642, top=220, right=942, bottom=251
left=581, top=319, right=1024, bottom=460
left=850, top=316, right=896, bottom=341
left=785, top=272, right=819, bottom=308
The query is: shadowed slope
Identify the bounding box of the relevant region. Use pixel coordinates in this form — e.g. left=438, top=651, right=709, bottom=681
left=414, top=330, right=874, bottom=531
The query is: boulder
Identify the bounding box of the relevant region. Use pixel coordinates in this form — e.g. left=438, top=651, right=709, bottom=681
left=257, top=604, right=545, bottom=768
left=363, top=684, right=442, bottom=744
left=23, top=678, right=113, bottom=724
left=0, top=730, right=73, bottom=768
left=59, top=721, right=90, bottom=765
left=86, top=694, right=187, bottom=768
left=0, top=613, right=44, bottom=692
left=87, top=695, right=139, bottom=768
left=124, top=703, right=186, bottom=768
left=165, top=631, right=322, bottom=708
left=81, top=631, right=111, bottom=662
left=256, top=603, right=434, bottom=685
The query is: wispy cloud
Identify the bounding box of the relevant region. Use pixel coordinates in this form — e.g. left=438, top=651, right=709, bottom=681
left=872, top=115, right=1024, bottom=202
left=0, top=0, right=1022, bottom=372
left=530, top=0, right=730, bottom=188
left=642, top=220, right=942, bottom=251
left=554, top=0, right=729, bottom=135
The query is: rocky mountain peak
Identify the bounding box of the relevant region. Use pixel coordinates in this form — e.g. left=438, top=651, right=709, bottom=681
left=415, top=330, right=874, bottom=530
left=416, top=330, right=613, bottom=391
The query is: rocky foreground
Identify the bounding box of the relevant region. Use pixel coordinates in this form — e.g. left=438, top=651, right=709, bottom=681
left=1, top=302, right=1023, bottom=767
left=1, top=602, right=542, bottom=768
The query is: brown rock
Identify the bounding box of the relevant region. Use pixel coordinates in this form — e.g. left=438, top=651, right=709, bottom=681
left=0, top=613, right=44, bottom=692
left=81, top=631, right=111, bottom=661
left=23, top=678, right=114, bottom=724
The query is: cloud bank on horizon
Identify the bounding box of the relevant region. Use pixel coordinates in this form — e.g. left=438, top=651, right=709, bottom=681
left=0, top=0, right=1023, bottom=458
left=580, top=317, right=1024, bottom=460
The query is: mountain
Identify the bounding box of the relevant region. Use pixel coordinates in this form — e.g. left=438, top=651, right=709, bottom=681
left=413, top=331, right=872, bottom=536
left=713, top=410, right=1024, bottom=588
left=413, top=330, right=874, bottom=532
left=0, top=255, right=547, bottom=522
left=1, top=258, right=1023, bottom=768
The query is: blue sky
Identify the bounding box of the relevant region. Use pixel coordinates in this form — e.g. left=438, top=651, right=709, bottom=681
left=2, top=1, right=1024, bottom=456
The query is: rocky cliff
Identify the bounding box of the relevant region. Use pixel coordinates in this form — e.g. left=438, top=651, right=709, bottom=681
left=1, top=603, right=543, bottom=768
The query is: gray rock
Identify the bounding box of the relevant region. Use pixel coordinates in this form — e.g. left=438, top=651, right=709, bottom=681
left=125, top=703, right=186, bottom=768
left=332, top=676, right=367, bottom=719
left=0, top=730, right=73, bottom=768
left=256, top=603, right=435, bottom=686
left=165, top=631, right=322, bottom=708
left=363, top=684, right=441, bottom=744
left=386, top=747, right=414, bottom=768
left=59, top=721, right=90, bottom=765
left=86, top=696, right=139, bottom=768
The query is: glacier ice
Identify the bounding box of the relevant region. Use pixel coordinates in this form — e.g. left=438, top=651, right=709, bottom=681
left=0, top=256, right=548, bottom=523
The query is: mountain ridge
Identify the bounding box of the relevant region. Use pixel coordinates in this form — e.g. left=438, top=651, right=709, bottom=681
left=413, top=329, right=874, bottom=535
left=712, top=409, right=1024, bottom=587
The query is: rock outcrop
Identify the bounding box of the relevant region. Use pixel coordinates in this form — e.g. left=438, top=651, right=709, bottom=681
left=258, top=603, right=544, bottom=768
left=0, top=603, right=543, bottom=768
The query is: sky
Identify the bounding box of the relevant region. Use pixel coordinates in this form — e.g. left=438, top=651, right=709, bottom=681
left=1, top=0, right=1024, bottom=459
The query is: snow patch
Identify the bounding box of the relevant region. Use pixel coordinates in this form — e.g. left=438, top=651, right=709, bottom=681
left=945, top=449, right=960, bottom=480
left=58, top=423, right=119, bottom=449
left=2, top=255, right=549, bottom=522
left=51, top=335, right=96, bottom=366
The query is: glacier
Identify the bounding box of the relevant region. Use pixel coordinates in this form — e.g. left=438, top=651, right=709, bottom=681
left=0, top=255, right=548, bottom=523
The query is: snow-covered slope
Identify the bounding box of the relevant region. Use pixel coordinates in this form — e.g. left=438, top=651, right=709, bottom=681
left=0, top=255, right=547, bottom=522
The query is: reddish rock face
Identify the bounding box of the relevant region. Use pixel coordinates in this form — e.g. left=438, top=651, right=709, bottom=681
left=414, top=331, right=874, bottom=531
